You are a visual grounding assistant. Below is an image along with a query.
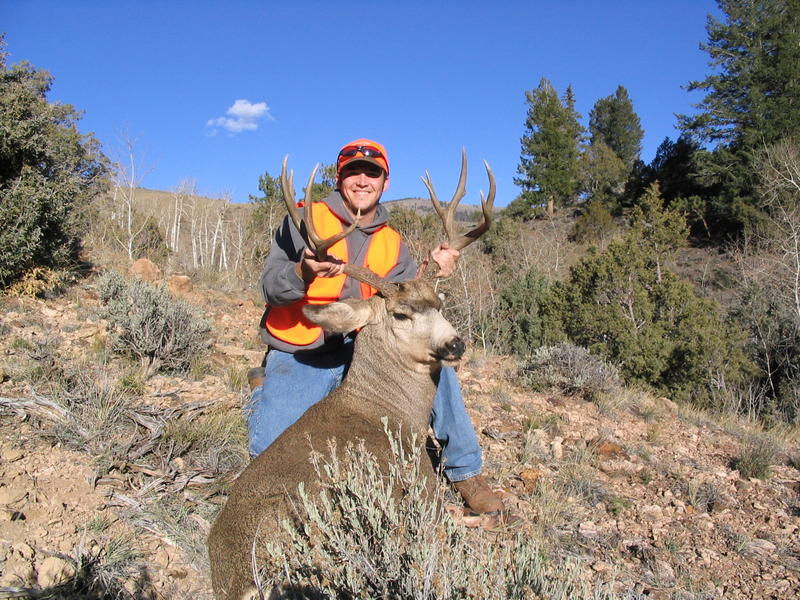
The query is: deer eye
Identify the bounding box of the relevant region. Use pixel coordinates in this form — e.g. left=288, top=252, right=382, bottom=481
left=393, top=312, right=412, bottom=321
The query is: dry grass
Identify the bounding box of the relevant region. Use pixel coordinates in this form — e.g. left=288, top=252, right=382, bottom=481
left=731, top=434, right=778, bottom=480
left=4, top=534, right=148, bottom=600
left=685, top=480, right=724, bottom=513
left=4, top=266, right=66, bottom=297
left=159, top=407, right=248, bottom=473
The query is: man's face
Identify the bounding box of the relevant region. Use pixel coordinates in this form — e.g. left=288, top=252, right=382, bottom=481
left=338, top=161, right=389, bottom=217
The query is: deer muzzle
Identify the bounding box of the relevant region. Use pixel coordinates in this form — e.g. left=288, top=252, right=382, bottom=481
left=436, top=336, right=466, bottom=362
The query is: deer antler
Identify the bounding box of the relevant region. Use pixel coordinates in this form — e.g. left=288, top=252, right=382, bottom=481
left=280, top=156, right=363, bottom=261
left=420, top=149, right=496, bottom=274
left=280, top=155, right=397, bottom=297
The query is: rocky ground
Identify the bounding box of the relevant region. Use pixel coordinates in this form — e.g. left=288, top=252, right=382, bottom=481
left=0, top=269, right=798, bottom=599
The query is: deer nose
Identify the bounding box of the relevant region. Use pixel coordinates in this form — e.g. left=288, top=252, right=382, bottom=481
left=443, top=337, right=466, bottom=359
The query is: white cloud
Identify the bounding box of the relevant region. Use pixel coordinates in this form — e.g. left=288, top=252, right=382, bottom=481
left=206, top=99, right=274, bottom=134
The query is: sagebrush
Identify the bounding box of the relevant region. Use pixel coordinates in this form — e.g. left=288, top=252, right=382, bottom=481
left=97, top=271, right=211, bottom=376
left=258, top=425, right=640, bottom=600
left=519, top=343, right=621, bottom=402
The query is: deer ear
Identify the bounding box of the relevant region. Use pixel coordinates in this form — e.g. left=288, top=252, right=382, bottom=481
left=303, top=299, right=379, bottom=333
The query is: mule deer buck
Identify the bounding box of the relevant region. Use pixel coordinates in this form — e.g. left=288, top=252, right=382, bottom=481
left=208, top=151, right=495, bottom=600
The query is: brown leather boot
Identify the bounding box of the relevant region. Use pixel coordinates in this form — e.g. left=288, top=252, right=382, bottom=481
left=247, top=367, right=265, bottom=391
left=453, top=474, right=505, bottom=515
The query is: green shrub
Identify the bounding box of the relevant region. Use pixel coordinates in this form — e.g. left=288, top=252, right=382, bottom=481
left=387, top=207, right=441, bottom=259
left=97, top=271, right=211, bottom=377
left=571, top=199, right=616, bottom=244
left=0, top=44, right=108, bottom=288
left=132, top=215, right=169, bottom=261
left=787, top=449, right=800, bottom=471
left=494, top=267, right=553, bottom=356
left=519, top=343, right=621, bottom=401
left=549, top=185, right=752, bottom=406
left=606, top=495, right=632, bottom=517
left=5, top=266, right=66, bottom=297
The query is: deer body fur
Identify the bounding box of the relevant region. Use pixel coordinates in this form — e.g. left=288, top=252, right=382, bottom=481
left=208, top=280, right=463, bottom=600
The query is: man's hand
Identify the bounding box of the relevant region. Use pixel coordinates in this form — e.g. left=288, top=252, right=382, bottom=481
left=430, top=242, right=460, bottom=277
left=296, top=248, right=345, bottom=283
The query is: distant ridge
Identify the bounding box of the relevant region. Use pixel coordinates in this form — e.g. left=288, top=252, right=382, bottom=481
left=382, top=197, right=489, bottom=221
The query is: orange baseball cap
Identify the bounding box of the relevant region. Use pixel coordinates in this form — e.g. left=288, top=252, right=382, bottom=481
left=336, top=138, right=389, bottom=176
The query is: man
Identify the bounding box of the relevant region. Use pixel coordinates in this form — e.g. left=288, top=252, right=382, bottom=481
left=248, top=138, right=504, bottom=517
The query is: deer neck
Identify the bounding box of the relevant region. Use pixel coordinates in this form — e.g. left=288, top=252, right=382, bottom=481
left=338, top=327, right=438, bottom=433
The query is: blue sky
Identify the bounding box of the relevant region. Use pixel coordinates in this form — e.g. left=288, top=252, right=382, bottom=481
left=4, top=1, right=720, bottom=206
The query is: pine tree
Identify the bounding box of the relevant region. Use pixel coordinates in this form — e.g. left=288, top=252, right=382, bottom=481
left=515, top=78, right=583, bottom=218
left=676, top=0, right=800, bottom=235
left=628, top=136, right=716, bottom=239
left=681, top=0, right=800, bottom=150
left=588, top=85, right=643, bottom=170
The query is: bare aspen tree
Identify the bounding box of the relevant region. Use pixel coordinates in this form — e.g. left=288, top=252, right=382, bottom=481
left=209, top=201, right=221, bottom=268
left=729, top=140, right=800, bottom=417
left=192, top=196, right=216, bottom=268
left=169, top=186, right=183, bottom=252
left=216, top=195, right=232, bottom=271
left=111, top=134, right=151, bottom=261
left=230, top=216, right=246, bottom=273
left=199, top=202, right=210, bottom=267
left=437, top=247, right=497, bottom=352
left=188, top=194, right=200, bottom=268
left=208, top=194, right=231, bottom=270
left=757, top=140, right=800, bottom=320
left=169, top=179, right=196, bottom=253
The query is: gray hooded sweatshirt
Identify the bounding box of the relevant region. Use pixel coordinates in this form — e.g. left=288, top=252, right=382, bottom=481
left=258, top=190, right=417, bottom=354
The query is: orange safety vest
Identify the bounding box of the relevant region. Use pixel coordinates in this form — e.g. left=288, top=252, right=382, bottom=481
left=264, top=201, right=402, bottom=346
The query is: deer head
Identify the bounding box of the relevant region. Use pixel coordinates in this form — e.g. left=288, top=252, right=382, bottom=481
left=304, top=280, right=465, bottom=373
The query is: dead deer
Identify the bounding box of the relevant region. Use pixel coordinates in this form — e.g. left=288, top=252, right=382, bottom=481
left=207, top=151, right=495, bottom=600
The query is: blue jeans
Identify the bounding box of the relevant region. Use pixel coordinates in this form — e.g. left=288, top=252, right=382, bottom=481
left=246, top=342, right=482, bottom=482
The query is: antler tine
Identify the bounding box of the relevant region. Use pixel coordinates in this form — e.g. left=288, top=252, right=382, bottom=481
left=302, top=162, right=363, bottom=260
left=280, top=155, right=304, bottom=236
left=421, top=148, right=468, bottom=246
left=300, top=163, right=323, bottom=257
left=422, top=150, right=495, bottom=254
left=280, top=156, right=362, bottom=260
left=454, top=159, right=496, bottom=248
